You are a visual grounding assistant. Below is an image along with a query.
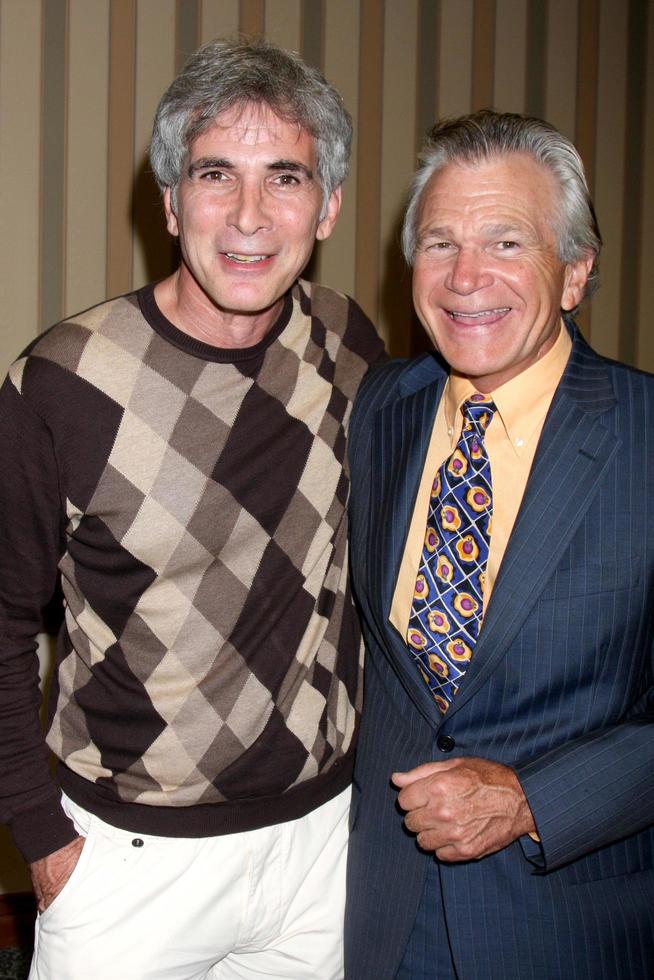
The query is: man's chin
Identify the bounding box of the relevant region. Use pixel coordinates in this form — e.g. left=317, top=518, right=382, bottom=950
left=202, top=285, right=288, bottom=324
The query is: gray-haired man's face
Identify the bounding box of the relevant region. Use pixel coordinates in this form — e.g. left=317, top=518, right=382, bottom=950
left=412, top=153, right=593, bottom=392
left=163, top=102, right=341, bottom=333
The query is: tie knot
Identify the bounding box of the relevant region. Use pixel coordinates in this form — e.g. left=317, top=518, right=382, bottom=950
left=462, top=395, right=496, bottom=432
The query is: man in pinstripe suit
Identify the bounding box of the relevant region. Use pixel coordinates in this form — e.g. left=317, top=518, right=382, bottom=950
left=345, top=111, right=654, bottom=979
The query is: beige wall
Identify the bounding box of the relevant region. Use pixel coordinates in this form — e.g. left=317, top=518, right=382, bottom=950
left=0, top=0, right=651, bottom=893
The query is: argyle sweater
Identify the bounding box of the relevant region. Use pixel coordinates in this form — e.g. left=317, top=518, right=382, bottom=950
left=0, top=279, right=385, bottom=863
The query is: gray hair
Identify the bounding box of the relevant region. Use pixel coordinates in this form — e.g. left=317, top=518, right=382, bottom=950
left=401, top=109, right=601, bottom=299
left=150, top=37, right=352, bottom=215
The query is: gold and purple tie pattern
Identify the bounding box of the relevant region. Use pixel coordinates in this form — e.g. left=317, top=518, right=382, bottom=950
left=406, top=394, right=496, bottom=713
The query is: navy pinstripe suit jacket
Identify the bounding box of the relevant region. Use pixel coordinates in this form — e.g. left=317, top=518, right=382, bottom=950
left=344, top=324, right=654, bottom=979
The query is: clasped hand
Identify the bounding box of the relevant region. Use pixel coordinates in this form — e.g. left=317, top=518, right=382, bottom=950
left=393, top=756, right=536, bottom=862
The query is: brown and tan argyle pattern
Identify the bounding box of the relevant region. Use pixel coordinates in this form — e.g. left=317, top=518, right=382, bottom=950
left=6, top=279, right=383, bottom=830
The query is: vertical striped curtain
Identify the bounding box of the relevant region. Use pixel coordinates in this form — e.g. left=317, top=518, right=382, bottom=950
left=0, top=0, right=652, bottom=365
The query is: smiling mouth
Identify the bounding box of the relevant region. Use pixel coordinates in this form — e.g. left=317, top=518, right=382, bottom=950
left=447, top=308, right=510, bottom=322
left=224, top=253, right=270, bottom=264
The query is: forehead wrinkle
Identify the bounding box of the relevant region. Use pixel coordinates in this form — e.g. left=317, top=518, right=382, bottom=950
left=212, top=103, right=305, bottom=147
left=483, top=222, right=527, bottom=236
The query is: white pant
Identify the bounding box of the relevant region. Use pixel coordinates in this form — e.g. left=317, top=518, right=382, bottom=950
left=29, top=787, right=350, bottom=980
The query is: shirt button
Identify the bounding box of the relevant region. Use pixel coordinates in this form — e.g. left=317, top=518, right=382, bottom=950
left=437, top=734, right=456, bottom=753
left=515, top=437, right=524, bottom=447
left=132, top=838, right=144, bottom=848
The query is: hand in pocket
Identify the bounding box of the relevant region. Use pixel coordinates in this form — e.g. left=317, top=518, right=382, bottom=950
left=30, top=835, right=86, bottom=912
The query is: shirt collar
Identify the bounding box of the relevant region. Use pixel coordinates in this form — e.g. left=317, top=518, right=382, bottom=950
left=443, top=320, right=572, bottom=455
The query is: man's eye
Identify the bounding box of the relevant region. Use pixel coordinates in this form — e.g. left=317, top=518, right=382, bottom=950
left=497, top=240, right=519, bottom=249
left=200, top=170, right=228, bottom=182
left=273, top=173, right=301, bottom=186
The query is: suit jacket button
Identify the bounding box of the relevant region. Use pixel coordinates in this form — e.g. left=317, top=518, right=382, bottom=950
left=437, top=734, right=455, bottom=752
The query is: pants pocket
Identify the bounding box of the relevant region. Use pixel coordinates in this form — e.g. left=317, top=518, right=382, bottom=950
left=37, top=829, right=94, bottom=924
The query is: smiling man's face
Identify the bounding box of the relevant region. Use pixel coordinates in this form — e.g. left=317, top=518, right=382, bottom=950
left=412, top=153, right=593, bottom=392
left=163, top=102, right=341, bottom=336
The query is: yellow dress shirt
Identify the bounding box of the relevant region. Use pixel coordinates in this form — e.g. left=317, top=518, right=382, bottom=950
left=390, top=322, right=572, bottom=639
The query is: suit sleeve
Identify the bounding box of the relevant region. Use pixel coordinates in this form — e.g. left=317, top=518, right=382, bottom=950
left=0, top=376, right=78, bottom=862
left=515, top=376, right=654, bottom=870
left=515, top=696, right=654, bottom=871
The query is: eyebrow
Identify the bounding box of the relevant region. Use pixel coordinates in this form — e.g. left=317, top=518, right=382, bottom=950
left=417, top=222, right=533, bottom=243
left=187, top=157, right=314, bottom=179
left=416, top=226, right=452, bottom=245
left=420, top=225, right=450, bottom=237
left=268, top=160, right=314, bottom=179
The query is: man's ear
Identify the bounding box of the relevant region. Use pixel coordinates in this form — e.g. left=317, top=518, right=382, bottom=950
left=163, top=187, right=179, bottom=237
left=315, top=186, right=342, bottom=242
left=561, top=252, right=595, bottom=311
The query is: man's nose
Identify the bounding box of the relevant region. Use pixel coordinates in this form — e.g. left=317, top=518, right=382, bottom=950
left=226, top=182, right=271, bottom=236
left=446, top=248, right=492, bottom=293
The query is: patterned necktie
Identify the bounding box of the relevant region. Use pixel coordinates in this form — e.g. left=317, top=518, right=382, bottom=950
left=406, top=393, right=496, bottom=713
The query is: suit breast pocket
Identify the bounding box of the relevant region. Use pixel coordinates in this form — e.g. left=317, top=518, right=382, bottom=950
left=537, top=556, right=642, bottom=603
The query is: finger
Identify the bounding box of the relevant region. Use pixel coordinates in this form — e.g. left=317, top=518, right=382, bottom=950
left=392, top=758, right=460, bottom=787
left=396, top=775, right=449, bottom=812
left=419, top=829, right=487, bottom=861
left=432, top=840, right=479, bottom=862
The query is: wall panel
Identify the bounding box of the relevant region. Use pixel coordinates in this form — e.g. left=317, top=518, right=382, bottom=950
left=239, top=0, right=264, bottom=36
left=619, top=0, right=649, bottom=367
left=544, top=0, right=578, bottom=140
left=472, top=0, right=495, bottom=110
left=40, top=0, right=68, bottom=329
left=199, top=0, right=239, bottom=41
left=494, top=0, right=527, bottom=113
left=0, top=0, right=43, bottom=368
left=106, top=0, right=136, bottom=298
left=438, top=0, right=474, bottom=118
left=355, top=0, right=384, bottom=322
left=636, top=0, right=654, bottom=369
left=265, top=0, right=301, bottom=51
left=320, top=0, right=361, bottom=299
left=592, top=0, right=628, bottom=359
left=415, top=0, right=440, bottom=145
left=132, top=0, right=176, bottom=290
left=378, top=0, right=418, bottom=352
left=176, top=0, right=200, bottom=72
left=65, top=0, right=110, bottom=317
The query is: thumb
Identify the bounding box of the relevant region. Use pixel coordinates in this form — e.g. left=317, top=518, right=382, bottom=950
left=392, top=761, right=449, bottom=787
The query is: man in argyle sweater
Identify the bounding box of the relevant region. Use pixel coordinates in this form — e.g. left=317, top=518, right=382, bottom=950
left=0, top=39, right=384, bottom=980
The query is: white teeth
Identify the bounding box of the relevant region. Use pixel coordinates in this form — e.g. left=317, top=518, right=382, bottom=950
left=225, top=253, right=267, bottom=263
left=450, top=308, right=510, bottom=318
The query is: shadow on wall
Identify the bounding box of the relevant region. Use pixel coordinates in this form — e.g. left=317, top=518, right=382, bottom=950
left=132, top=153, right=178, bottom=287
left=380, top=200, right=433, bottom=360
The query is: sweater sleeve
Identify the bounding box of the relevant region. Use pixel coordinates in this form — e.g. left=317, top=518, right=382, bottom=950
left=0, top=374, right=78, bottom=862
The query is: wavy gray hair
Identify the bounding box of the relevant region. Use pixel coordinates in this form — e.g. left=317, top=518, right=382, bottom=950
left=402, top=110, right=601, bottom=299
left=150, top=37, right=352, bottom=216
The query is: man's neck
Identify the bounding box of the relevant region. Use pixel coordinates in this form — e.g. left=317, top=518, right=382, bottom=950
left=154, top=271, right=284, bottom=350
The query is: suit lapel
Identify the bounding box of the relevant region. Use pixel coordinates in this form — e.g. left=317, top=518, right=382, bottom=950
left=366, top=364, right=447, bottom=722
left=447, top=330, right=619, bottom=715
